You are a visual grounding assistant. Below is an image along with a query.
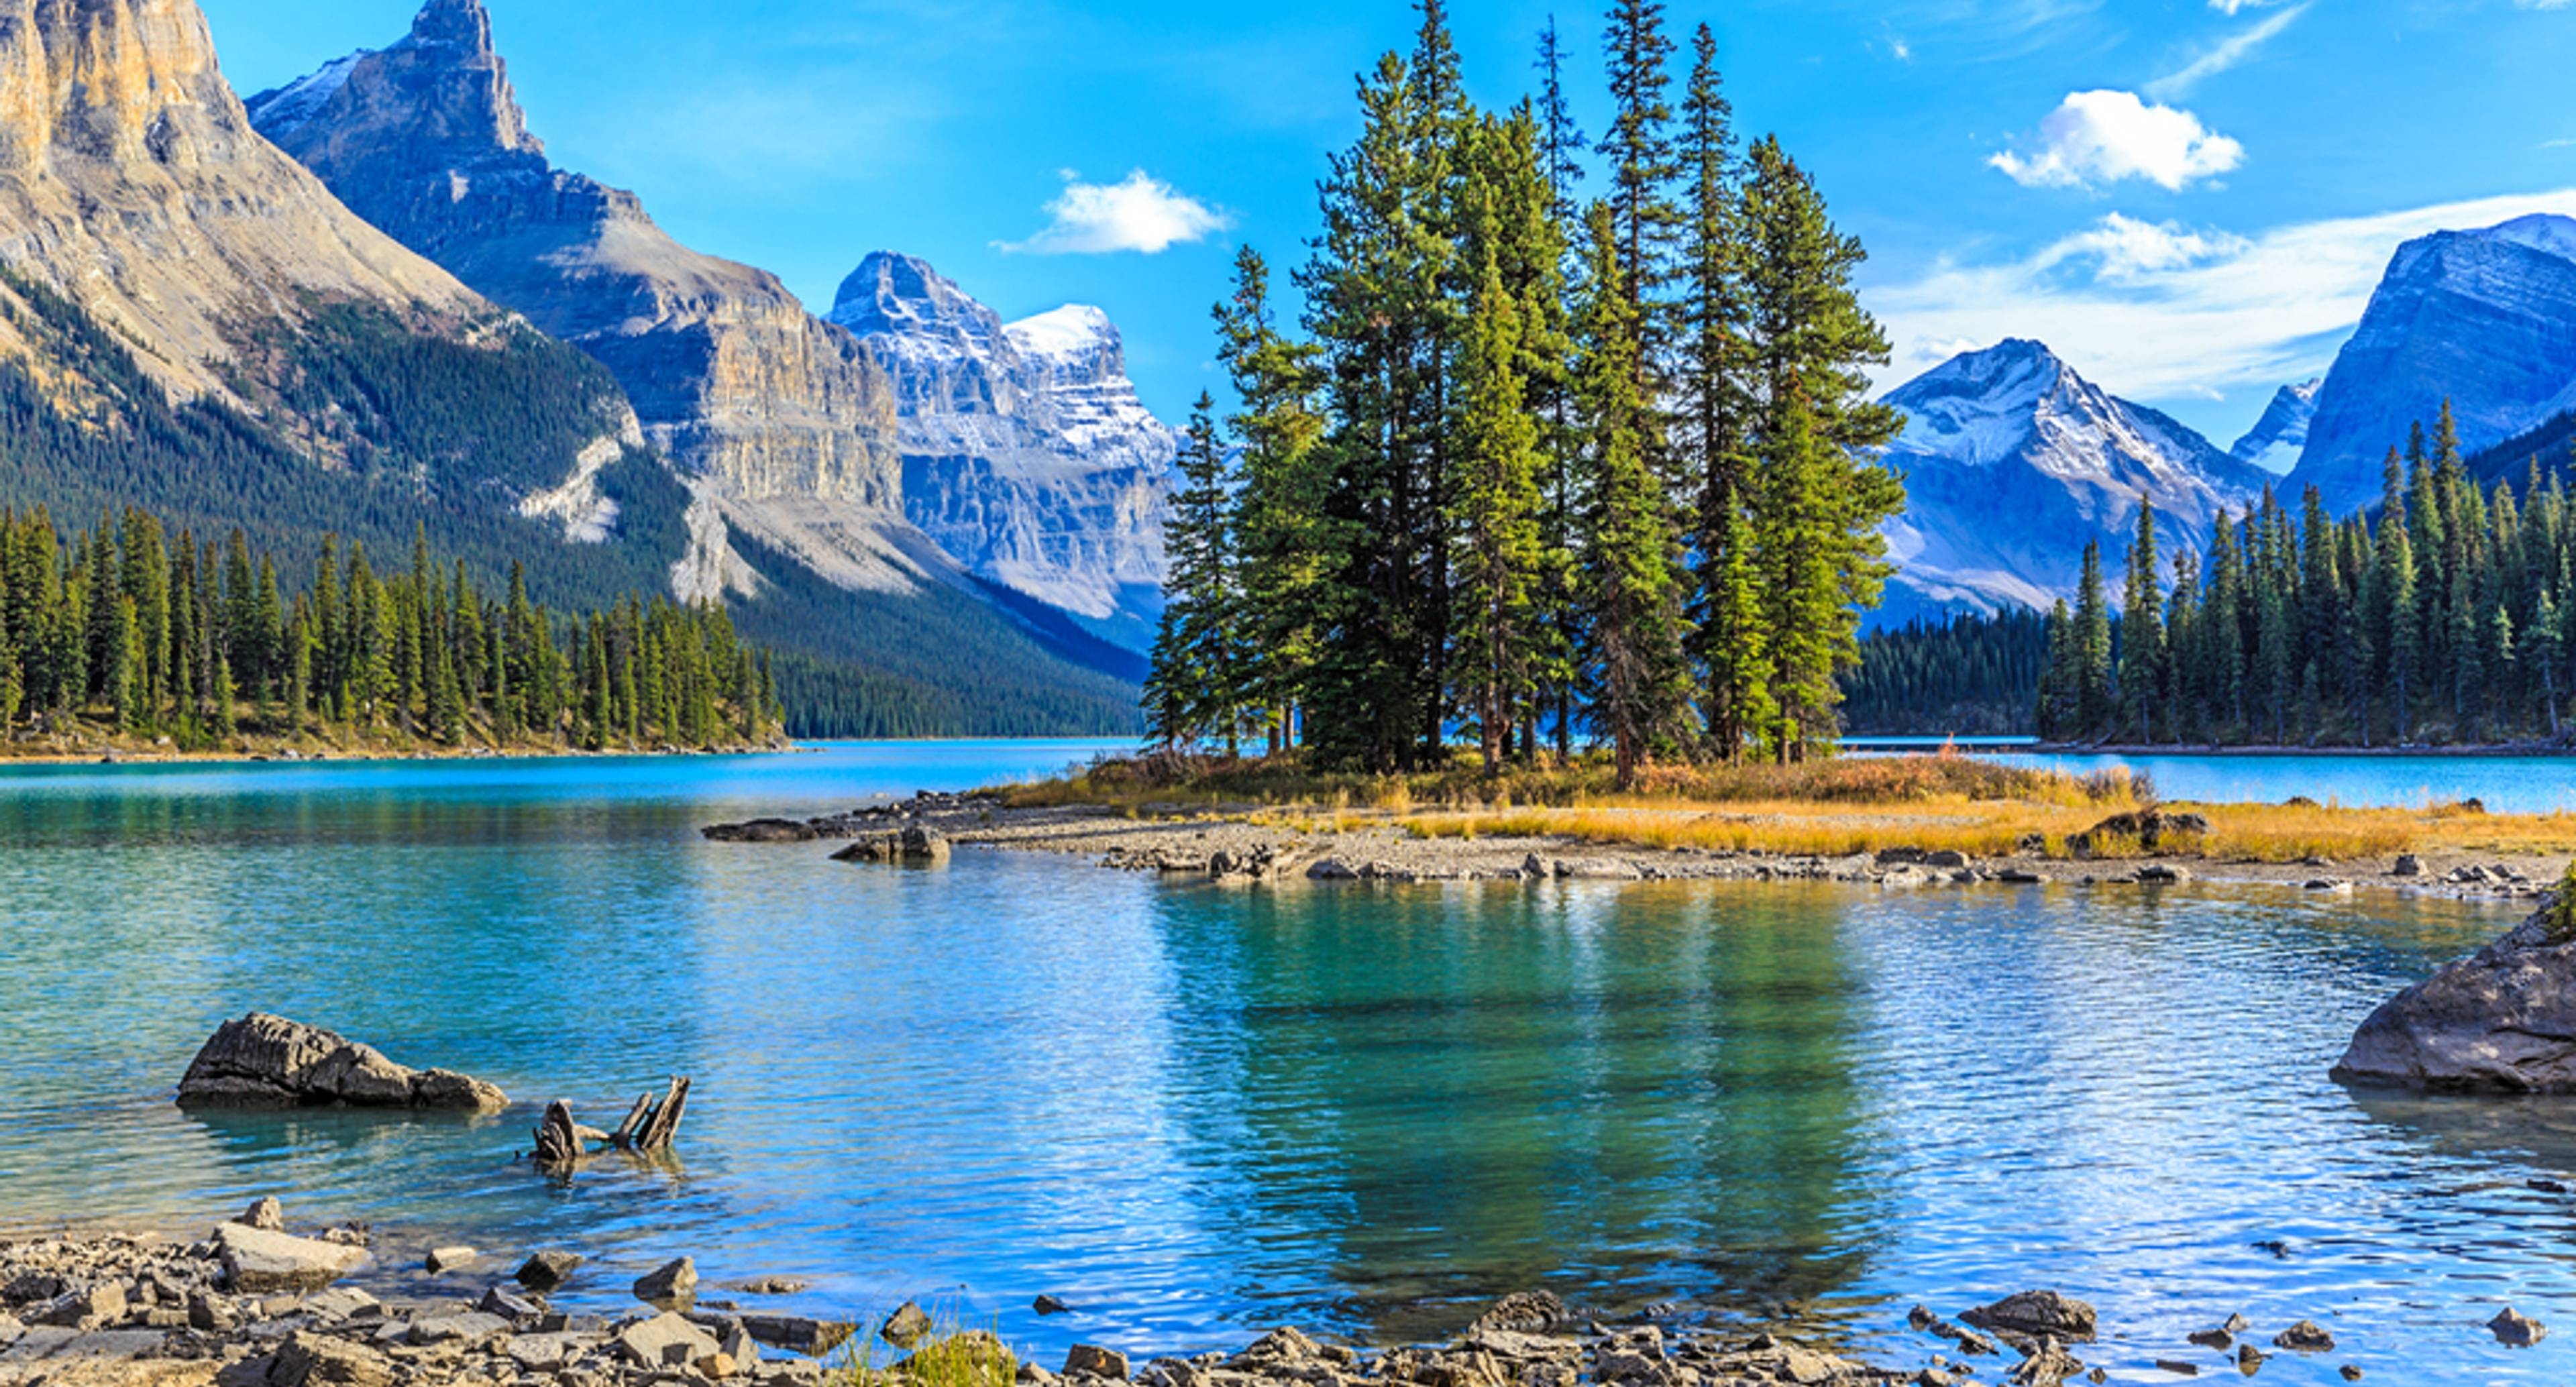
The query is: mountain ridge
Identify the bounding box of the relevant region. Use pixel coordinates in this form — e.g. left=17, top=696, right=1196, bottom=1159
left=1876, top=339, right=2273, bottom=622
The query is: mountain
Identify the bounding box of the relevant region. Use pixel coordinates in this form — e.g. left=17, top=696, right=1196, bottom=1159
left=239, top=0, right=1146, bottom=728
left=243, top=0, right=916, bottom=596
left=830, top=254, right=1177, bottom=652
left=2229, top=380, right=2320, bottom=476
left=0, top=0, right=674, bottom=604
left=0, top=0, right=1139, bottom=734
left=1876, top=339, right=2274, bottom=622
left=2290, top=214, right=2576, bottom=512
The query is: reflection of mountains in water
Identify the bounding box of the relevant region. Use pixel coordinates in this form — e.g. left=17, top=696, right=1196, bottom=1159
left=1152, top=883, right=1887, bottom=1345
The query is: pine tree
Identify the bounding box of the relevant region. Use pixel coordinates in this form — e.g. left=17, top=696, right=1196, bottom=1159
left=1448, top=239, right=1546, bottom=776
left=1737, top=137, right=1905, bottom=758
left=1217, top=248, right=1332, bottom=753
left=1572, top=200, right=1691, bottom=786
left=2072, top=541, right=2113, bottom=737
left=1144, top=394, right=1242, bottom=751
left=2118, top=500, right=2164, bottom=743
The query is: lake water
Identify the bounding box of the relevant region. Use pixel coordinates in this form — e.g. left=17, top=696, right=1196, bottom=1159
left=5, top=743, right=2576, bottom=1382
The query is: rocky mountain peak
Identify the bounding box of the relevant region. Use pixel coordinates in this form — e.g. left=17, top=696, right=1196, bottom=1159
left=2290, top=214, right=2576, bottom=511
left=831, top=254, right=1015, bottom=368
left=248, top=0, right=543, bottom=180
left=0, top=0, right=237, bottom=170
left=2229, top=379, right=2320, bottom=474
left=1007, top=304, right=1124, bottom=386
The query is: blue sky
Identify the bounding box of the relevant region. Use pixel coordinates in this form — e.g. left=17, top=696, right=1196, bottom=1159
left=200, top=0, right=2576, bottom=447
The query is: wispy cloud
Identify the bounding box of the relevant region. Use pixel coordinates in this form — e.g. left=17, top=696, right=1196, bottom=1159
left=998, top=170, right=1230, bottom=256
left=2148, top=3, right=2310, bottom=99
left=1870, top=190, right=2576, bottom=403
left=1990, top=91, right=2245, bottom=190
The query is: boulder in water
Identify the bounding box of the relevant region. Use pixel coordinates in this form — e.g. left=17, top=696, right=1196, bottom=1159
left=177, top=1013, right=506, bottom=1111
left=2333, top=897, right=2576, bottom=1092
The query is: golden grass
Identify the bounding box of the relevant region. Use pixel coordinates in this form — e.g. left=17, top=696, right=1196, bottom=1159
left=998, top=751, right=2576, bottom=866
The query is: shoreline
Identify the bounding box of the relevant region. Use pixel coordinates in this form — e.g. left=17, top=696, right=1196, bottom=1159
left=708, top=795, right=2563, bottom=903
left=0, top=1215, right=2361, bottom=1387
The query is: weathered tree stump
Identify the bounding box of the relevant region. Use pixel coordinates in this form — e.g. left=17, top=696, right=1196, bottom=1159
left=526, top=1077, right=692, bottom=1172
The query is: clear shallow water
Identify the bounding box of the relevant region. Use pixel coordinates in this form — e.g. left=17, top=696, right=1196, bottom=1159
left=5, top=744, right=2576, bottom=1381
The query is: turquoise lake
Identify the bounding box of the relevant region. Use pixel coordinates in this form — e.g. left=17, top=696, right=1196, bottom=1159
left=7, top=742, right=2576, bottom=1382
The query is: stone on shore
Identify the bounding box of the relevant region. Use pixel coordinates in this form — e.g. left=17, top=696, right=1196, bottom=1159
left=619, top=1311, right=722, bottom=1368
left=517, top=1250, right=583, bottom=1291
left=1468, top=1292, right=1567, bottom=1335
left=739, top=1313, right=854, bottom=1356
left=176, top=1013, right=506, bottom=1111
left=241, top=1197, right=286, bottom=1232
left=1064, top=1344, right=1129, bottom=1379
left=270, top=1329, right=394, bottom=1387
left=214, top=1223, right=368, bottom=1294
left=2332, top=900, right=2576, bottom=1091
left=1960, top=1290, right=2098, bottom=1343
left=635, top=1256, right=698, bottom=1308
left=2068, top=810, right=2209, bottom=856
left=423, top=1245, right=476, bottom=1274
left=883, top=1300, right=933, bottom=1349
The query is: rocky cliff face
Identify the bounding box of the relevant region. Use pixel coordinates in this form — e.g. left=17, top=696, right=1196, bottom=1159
left=249, top=0, right=910, bottom=596
left=2290, top=215, right=2576, bottom=512
left=1877, top=339, right=2274, bottom=622
left=832, top=254, right=1175, bottom=649
left=2229, top=379, right=2319, bottom=476
left=0, top=0, right=477, bottom=396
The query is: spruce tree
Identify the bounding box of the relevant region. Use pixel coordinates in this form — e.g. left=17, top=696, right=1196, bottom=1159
left=1145, top=394, right=1242, bottom=752
left=1448, top=241, right=1546, bottom=776
left=1572, top=201, right=1691, bottom=786
left=2072, top=541, right=2112, bottom=738
left=2118, top=500, right=2163, bottom=743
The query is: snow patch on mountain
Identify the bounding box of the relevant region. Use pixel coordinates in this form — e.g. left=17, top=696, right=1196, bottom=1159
left=246, top=50, right=368, bottom=140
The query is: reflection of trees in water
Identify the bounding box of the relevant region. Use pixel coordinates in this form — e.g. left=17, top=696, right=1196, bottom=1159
left=1152, top=882, right=1878, bottom=1345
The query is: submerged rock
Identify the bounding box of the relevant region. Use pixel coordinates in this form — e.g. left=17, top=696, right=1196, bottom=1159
left=701, top=819, right=821, bottom=843
left=177, top=1013, right=506, bottom=1110
left=2332, top=899, right=2576, bottom=1091
left=1961, top=1290, right=2098, bottom=1342
left=2488, top=1308, right=2546, bottom=1347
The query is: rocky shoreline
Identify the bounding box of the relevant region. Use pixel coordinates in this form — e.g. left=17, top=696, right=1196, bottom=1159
left=0, top=1214, right=2423, bottom=1387
left=704, top=795, right=2565, bottom=903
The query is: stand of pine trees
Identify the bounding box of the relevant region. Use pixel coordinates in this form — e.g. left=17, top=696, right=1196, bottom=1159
left=1144, top=1, right=1905, bottom=784
left=2035, top=406, right=2576, bottom=748
left=0, top=506, right=784, bottom=755
left=1839, top=610, right=2049, bottom=736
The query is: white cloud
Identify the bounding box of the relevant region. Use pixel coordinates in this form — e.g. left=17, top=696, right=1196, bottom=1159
left=1870, top=189, right=2576, bottom=404
left=2035, top=213, right=2250, bottom=279
left=2208, top=0, right=2272, bottom=12
left=2147, top=3, right=2309, bottom=99
left=999, top=170, right=1229, bottom=256
left=1989, top=91, right=2245, bottom=190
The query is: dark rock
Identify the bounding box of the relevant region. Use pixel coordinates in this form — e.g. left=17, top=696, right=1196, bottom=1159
left=733, top=1278, right=812, bottom=1296
left=2333, top=901, right=2576, bottom=1091
left=2188, top=1327, right=2232, bottom=1351
left=2153, top=1362, right=2200, bottom=1378
left=516, top=1251, right=583, bottom=1292
left=2340, top=1368, right=2362, bottom=1381
left=2392, top=855, right=2425, bottom=877
left=700, top=820, right=820, bottom=843
left=476, top=1287, right=541, bottom=1321
left=2273, top=1321, right=2332, bottom=1352
left=1034, top=1296, right=1071, bottom=1317
left=2489, top=1308, right=2546, bottom=1346
left=2236, top=1343, right=2263, bottom=1372
left=2068, top=810, right=2210, bottom=855
left=739, top=1314, right=855, bottom=1356
left=1468, top=1292, right=1566, bottom=1335
left=1065, top=1345, right=1129, bottom=1379
left=635, top=1257, right=698, bottom=1308
left=177, top=1013, right=505, bottom=1111
left=1962, top=1291, right=2098, bottom=1343
left=882, top=1300, right=932, bottom=1349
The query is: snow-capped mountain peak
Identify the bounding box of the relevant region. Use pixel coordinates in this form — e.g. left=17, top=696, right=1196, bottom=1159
left=2229, top=380, right=2320, bottom=475
left=2472, top=213, right=2576, bottom=265
left=1874, top=339, right=2273, bottom=625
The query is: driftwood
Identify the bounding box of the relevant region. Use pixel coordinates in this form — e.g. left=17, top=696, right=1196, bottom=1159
left=530, top=1076, right=692, bottom=1172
